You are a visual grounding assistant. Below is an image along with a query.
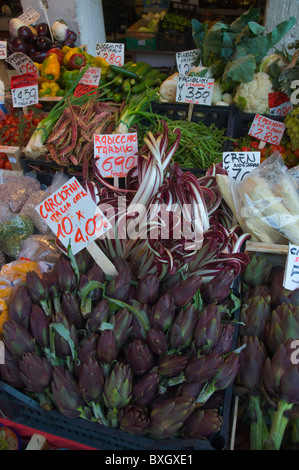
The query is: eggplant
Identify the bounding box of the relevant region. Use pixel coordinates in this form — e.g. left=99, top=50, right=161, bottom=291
left=9, top=37, right=29, bottom=54
left=36, top=22, right=51, bottom=37
left=35, top=36, right=53, bottom=51
left=18, top=26, right=37, bottom=42
left=67, top=30, right=77, bottom=43
left=50, top=41, right=64, bottom=49
left=27, top=42, right=37, bottom=55
left=28, top=50, right=48, bottom=64
left=63, top=38, right=75, bottom=47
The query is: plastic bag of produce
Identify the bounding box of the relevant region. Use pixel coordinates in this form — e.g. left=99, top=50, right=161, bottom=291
left=231, top=152, right=299, bottom=245
left=0, top=175, right=41, bottom=223
left=20, top=191, right=51, bottom=234
left=0, top=214, right=35, bottom=257
left=17, top=234, right=60, bottom=264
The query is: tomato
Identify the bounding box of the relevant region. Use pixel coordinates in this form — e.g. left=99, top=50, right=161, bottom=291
left=250, top=140, right=260, bottom=149
left=0, top=426, right=20, bottom=450
left=33, top=102, right=43, bottom=109
left=0, top=160, right=5, bottom=169
left=0, top=152, right=7, bottom=160
left=270, top=144, right=285, bottom=153
left=286, top=154, right=298, bottom=168
left=4, top=161, right=12, bottom=170
left=241, top=146, right=251, bottom=151
left=294, top=149, right=299, bottom=158
left=260, top=147, right=270, bottom=158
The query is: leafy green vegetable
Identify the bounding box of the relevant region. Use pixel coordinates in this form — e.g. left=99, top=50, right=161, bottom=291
left=191, top=7, right=297, bottom=91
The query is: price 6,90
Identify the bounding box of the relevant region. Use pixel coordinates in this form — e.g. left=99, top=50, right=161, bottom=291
left=57, top=213, right=108, bottom=244
left=102, top=155, right=136, bottom=173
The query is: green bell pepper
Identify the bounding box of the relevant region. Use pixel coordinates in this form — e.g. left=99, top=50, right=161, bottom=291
left=62, top=69, right=80, bottom=90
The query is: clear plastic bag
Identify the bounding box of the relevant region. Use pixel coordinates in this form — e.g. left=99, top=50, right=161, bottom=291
left=0, top=175, right=41, bottom=223
left=231, top=152, right=299, bottom=245
left=17, top=234, right=60, bottom=264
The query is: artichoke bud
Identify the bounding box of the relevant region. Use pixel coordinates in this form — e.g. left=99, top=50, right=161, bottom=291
left=106, top=267, right=131, bottom=302
left=51, top=312, right=79, bottom=360
left=9, top=284, right=32, bottom=329
left=185, top=354, right=224, bottom=383
left=168, top=304, right=199, bottom=350
left=0, top=349, right=25, bottom=388
left=78, top=355, right=104, bottom=403
left=146, top=328, right=168, bottom=355
left=182, top=408, right=223, bottom=440
left=56, top=258, right=77, bottom=293
left=201, top=268, right=235, bottom=304
left=112, top=308, right=133, bottom=348
left=26, top=270, right=49, bottom=303
left=171, top=274, right=203, bottom=307
left=85, top=299, right=110, bottom=334
left=137, top=273, right=160, bottom=305
left=238, top=335, right=267, bottom=392
left=125, top=339, right=154, bottom=376
left=19, top=352, right=52, bottom=394
left=30, top=304, right=50, bottom=348
left=51, top=366, right=85, bottom=418
left=3, top=320, right=37, bottom=358
left=193, top=304, right=221, bottom=355
left=118, top=405, right=150, bottom=435
left=97, top=329, right=118, bottom=364
left=62, top=292, right=84, bottom=329
left=75, top=248, right=94, bottom=274
left=103, top=362, right=133, bottom=410
left=150, top=293, right=175, bottom=332
left=132, top=370, right=159, bottom=406
left=148, top=397, right=196, bottom=439
left=157, top=353, right=190, bottom=378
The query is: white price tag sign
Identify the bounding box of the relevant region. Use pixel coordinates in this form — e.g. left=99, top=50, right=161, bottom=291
left=269, top=101, right=293, bottom=117
left=176, top=49, right=200, bottom=76
left=248, top=113, right=286, bottom=145
left=80, top=67, right=101, bottom=86
left=0, top=41, right=7, bottom=60
left=94, top=133, right=138, bottom=178
left=35, top=177, right=112, bottom=255
left=11, top=73, right=38, bottom=107
left=283, top=243, right=299, bottom=291
left=176, top=76, right=214, bottom=106
left=95, top=43, right=125, bottom=67
left=18, top=6, right=40, bottom=25
left=6, top=52, right=39, bottom=78
left=223, top=151, right=260, bottom=181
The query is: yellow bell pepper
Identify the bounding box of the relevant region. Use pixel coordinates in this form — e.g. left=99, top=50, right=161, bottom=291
left=34, top=62, right=43, bottom=72
left=63, top=46, right=83, bottom=66
left=90, top=56, right=109, bottom=70
left=41, top=53, right=61, bottom=82
left=39, top=81, right=61, bottom=97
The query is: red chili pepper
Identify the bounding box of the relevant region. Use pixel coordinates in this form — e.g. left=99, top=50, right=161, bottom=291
left=67, top=53, right=86, bottom=70
left=46, top=48, right=64, bottom=65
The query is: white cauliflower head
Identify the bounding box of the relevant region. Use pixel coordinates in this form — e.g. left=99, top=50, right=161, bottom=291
left=233, top=72, right=274, bottom=114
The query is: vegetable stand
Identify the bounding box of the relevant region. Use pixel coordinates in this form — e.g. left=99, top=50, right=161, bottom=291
left=0, top=3, right=299, bottom=452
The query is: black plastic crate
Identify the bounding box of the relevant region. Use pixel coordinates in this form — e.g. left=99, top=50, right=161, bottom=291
left=0, top=379, right=234, bottom=450
left=152, top=102, right=234, bottom=132
left=223, top=109, right=285, bottom=151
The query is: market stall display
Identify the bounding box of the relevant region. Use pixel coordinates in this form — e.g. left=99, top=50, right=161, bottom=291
left=0, top=0, right=298, bottom=452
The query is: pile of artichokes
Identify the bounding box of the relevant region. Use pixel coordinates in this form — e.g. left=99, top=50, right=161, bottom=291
left=236, top=255, right=299, bottom=450
left=0, top=247, right=241, bottom=443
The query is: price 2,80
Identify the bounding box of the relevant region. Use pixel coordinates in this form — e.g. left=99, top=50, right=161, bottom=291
left=101, top=52, right=122, bottom=66
left=251, top=127, right=280, bottom=145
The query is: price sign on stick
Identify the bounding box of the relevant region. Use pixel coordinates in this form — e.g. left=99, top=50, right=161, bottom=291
left=176, top=76, right=214, bottom=106
left=35, top=177, right=112, bottom=256
left=283, top=243, right=299, bottom=291
left=95, top=43, right=125, bottom=67
left=176, top=49, right=201, bottom=76
left=223, top=151, right=261, bottom=181
left=94, top=133, right=138, bottom=178
left=269, top=91, right=293, bottom=117
left=248, top=113, right=286, bottom=145
left=11, top=73, right=38, bottom=107
left=6, top=52, right=39, bottom=78
left=18, top=6, right=40, bottom=25
left=74, top=67, right=101, bottom=97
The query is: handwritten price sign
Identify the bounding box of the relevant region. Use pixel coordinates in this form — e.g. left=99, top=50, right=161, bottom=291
left=223, top=151, right=260, bottom=181
left=94, top=133, right=138, bottom=178
left=6, top=52, right=39, bottom=79
left=95, top=43, right=124, bottom=67
left=35, top=177, right=111, bottom=255
left=74, top=67, right=101, bottom=97
left=248, top=113, right=286, bottom=145
left=283, top=243, right=299, bottom=291
left=0, top=41, right=7, bottom=60
left=18, top=6, right=40, bottom=25
left=176, top=76, right=214, bottom=106
left=11, top=72, right=38, bottom=107
left=269, top=91, right=293, bottom=117
left=176, top=49, right=201, bottom=76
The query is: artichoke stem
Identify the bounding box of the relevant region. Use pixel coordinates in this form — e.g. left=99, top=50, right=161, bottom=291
left=40, top=299, right=52, bottom=317
left=91, top=402, right=110, bottom=427
left=107, top=408, right=119, bottom=428
left=249, top=395, right=268, bottom=450
left=195, top=381, right=216, bottom=405
left=53, top=295, right=62, bottom=314
left=263, top=400, right=293, bottom=450
left=81, top=297, right=93, bottom=317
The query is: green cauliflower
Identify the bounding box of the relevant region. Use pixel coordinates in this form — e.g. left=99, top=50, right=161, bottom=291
left=0, top=215, right=34, bottom=258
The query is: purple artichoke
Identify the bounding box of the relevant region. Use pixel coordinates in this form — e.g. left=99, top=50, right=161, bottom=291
left=30, top=304, right=50, bottom=348
left=3, top=320, right=36, bottom=358
left=125, top=339, right=154, bottom=376
left=146, top=328, right=168, bottom=355
left=157, top=353, right=190, bottom=378
left=118, top=405, right=150, bottom=435
left=51, top=366, right=85, bottom=418
left=193, top=304, right=221, bottom=355
left=150, top=293, right=175, bottom=332
left=182, top=408, right=223, bottom=439
left=136, top=273, right=160, bottom=305
left=78, top=355, right=104, bottom=403
left=168, top=304, right=199, bottom=350
left=19, top=352, right=52, bottom=394
left=148, top=397, right=195, bottom=439
left=132, top=370, right=159, bottom=406
left=97, top=330, right=119, bottom=364
left=9, top=284, right=32, bottom=329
